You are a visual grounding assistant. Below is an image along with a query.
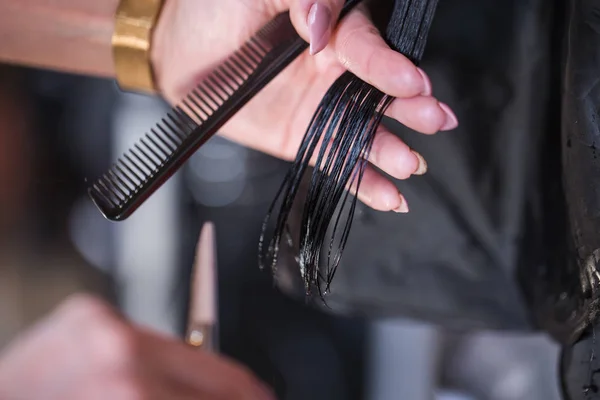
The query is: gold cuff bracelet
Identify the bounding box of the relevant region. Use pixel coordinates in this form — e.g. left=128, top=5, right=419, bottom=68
left=112, top=0, right=164, bottom=94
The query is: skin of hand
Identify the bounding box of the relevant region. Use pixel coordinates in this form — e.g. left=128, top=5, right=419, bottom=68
left=150, top=0, right=459, bottom=213
left=0, top=294, right=275, bottom=400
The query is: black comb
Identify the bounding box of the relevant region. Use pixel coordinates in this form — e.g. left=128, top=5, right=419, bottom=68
left=88, top=1, right=362, bottom=221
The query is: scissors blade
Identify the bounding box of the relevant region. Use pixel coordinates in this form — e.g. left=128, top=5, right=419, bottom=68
left=186, top=221, right=219, bottom=352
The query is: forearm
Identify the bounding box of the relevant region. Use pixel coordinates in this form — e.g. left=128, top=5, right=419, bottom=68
left=0, top=0, right=119, bottom=77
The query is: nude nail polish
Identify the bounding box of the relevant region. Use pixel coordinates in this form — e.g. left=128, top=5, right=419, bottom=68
left=308, top=3, right=332, bottom=55
left=439, top=102, right=459, bottom=131
left=393, top=194, right=409, bottom=213
left=411, top=150, right=428, bottom=175
left=416, top=68, right=432, bottom=96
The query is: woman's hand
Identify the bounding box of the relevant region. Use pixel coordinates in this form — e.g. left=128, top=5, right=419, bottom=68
left=0, top=294, right=274, bottom=400
left=151, top=0, right=458, bottom=212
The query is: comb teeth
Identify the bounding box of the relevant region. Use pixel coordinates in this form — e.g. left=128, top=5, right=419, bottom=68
left=88, top=13, right=299, bottom=221
left=89, top=1, right=363, bottom=221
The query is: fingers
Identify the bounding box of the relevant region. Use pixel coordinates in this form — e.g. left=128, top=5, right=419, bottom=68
left=350, top=165, right=409, bottom=212
left=385, top=96, right=458, bottom=134
left=368, top=126, right=426, bottom=180
left=312, top=125, right=428, bottom=182
left=305, top=125, right=423, bottom=212
left=288, top=1, right=432, bottom=100
left=288, top=0, right=346, bottom=55
left=299, top=4, right=460, bottom=132
left=328, top=7, right=430, bottom=99
left=356, top=126, right=427, bottom=212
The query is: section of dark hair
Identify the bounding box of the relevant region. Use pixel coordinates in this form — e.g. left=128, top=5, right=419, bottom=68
left=259, top=0, right=440, bottom=296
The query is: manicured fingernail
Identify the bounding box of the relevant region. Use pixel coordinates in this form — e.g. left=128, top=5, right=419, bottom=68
left=393, top=194, right=409, bottom=213
left=411, top=150, right=428, bottom=175
left=308, top=3, right=332, bottom=55
left=417, top=68, right=432, bottom=96
left=439, top=102, right=459, bottom=131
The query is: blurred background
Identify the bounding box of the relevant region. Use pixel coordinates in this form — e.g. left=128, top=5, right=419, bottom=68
left=0, top=64, right=564, bottom=400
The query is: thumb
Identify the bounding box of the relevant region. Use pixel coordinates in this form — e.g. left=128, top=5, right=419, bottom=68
left=287, top=0, right=346, bottom=55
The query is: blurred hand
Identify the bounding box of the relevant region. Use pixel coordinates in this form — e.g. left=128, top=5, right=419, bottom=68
left=151, top=0, right=458, bottom=212
left=0, top=294, right=274, bottom=400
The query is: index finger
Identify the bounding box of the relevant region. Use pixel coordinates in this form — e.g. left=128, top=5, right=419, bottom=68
left=328, top=5, right=431, bottom=99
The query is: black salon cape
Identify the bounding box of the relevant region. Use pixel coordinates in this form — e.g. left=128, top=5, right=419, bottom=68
left=270, top=0, right=600, bottom=347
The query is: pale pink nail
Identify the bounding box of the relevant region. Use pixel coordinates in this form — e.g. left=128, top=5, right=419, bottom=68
left=308, top=3, right=332, bottom=55
left=393, top=194, right=409, bottom=213
left=416, top=68, right=432, bottom=96
left=411, top=150, right=428, bottom=175
left=439, top=102, right=459, bottom=131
